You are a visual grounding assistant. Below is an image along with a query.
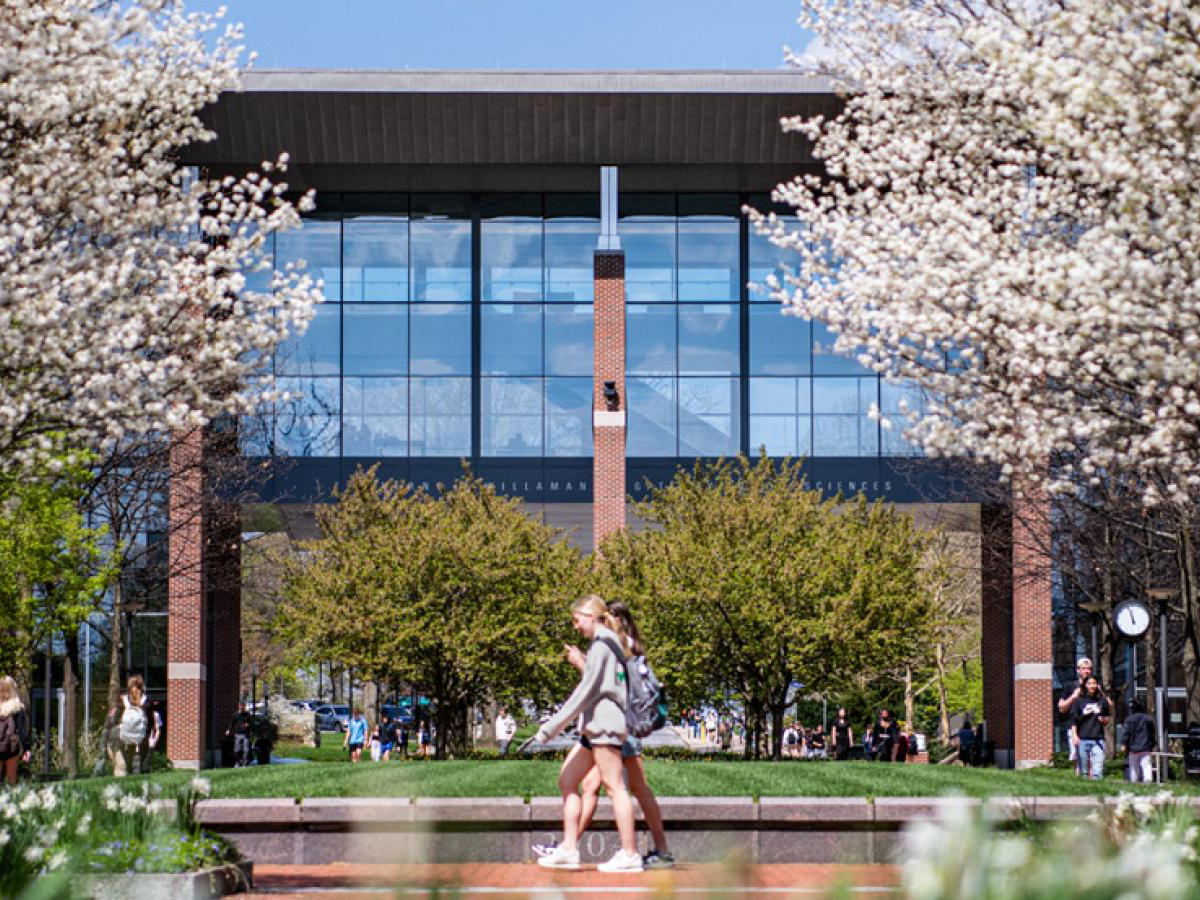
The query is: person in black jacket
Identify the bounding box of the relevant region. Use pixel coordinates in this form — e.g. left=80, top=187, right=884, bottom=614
left=0, top=676, right=31, bottom=786
left=1122, top=698, right=1156, bottom=782
left=1070, top=676, right=1112, bottom=780
left=872, top=709, right=898, bottom=762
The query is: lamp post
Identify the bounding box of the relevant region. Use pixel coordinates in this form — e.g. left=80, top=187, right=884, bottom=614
left=1147, top=587, right=1177, bottom=755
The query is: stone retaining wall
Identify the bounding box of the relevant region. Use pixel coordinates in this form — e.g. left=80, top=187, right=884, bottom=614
left=196, top=796, right=1150, bottom=866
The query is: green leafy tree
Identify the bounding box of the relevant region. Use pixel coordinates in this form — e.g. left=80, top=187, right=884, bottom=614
left=595, top=455, right=937, bottom=759
left=277, top=466, right=587, bottom=758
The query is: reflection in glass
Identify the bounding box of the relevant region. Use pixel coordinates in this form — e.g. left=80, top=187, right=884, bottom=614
left=277, top=304, right=340, bottom=375
left=483, top=221, right=542, bottom=300
left=276, top=217, right=341, bottom=302
left=813, top=377, right=879, bottom=456
left=343, top=305, right=407, bottom=375
left=411, top=220, right=471, bottom=301
left=481, top=305, right=542, bottom=375
left=410, top=376, right=471, bottom=457
left=546, top=378, right=591, bottom=457
left=748, top=228, right=790, bottom=300
left=622, top=222, right=675, bottom=302
left=544, top=305, right=592, bottom=376
left=627, top=377, right=676, bottom=456
left=482, top=377, right=543, bottom=456
left=880, top=380, right=925, bottom=456
left=410, top=304, right=471, bottom=375
left=749, top=377, right=812, bottom=457
left=545, top=221, right=599, bottom=300
left=343, top=215, right=408, bottom=302
left=813, top=322, right=870, bottom=374
left=678, top=221, right=738, bottom=301
left=750, top=304, right=811, bottom=375
left=678, top=304, right=738, bottom=375
left=679, top=377, right=739, bottom=457
left=343, top=377, right=407, bottom=456
left=626, top=305, right=676, bottom=375
left=275, top=376, right=340, bottom=457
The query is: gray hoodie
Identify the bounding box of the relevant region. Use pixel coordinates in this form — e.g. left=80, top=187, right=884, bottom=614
left=537, top=624, right=628, bottom=745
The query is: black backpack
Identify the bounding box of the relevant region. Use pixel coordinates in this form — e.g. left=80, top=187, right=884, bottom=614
left=598, top=638, right=669, bottom=739
left=0, top=713, right=19, bottom=755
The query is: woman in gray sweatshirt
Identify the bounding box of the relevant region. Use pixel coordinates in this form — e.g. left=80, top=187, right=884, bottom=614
left=533, top=594, right=643, bottom=873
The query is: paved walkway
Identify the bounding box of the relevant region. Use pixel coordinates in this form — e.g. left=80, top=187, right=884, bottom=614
left=231, top=862, right=900, bottom=898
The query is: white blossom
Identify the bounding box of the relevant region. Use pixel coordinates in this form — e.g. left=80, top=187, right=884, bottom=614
left=0, top=0, right=321, bottom=472
left=760, top=0, right=1200, bottom=505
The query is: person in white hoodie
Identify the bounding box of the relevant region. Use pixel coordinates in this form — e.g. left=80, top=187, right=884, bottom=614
left=534, top=595, right=643, bottom=873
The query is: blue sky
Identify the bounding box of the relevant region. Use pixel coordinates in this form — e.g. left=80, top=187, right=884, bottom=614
left=184, top=0, right=812, bottom=70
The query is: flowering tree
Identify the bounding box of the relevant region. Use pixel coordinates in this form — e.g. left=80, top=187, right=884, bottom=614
left=759, top=0, right=1200, bottom=506
left=0, top=0, right=321, bottom=472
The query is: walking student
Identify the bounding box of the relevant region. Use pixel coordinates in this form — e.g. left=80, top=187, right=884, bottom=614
left=227, top=702, right=254, bottom=767
left=1058, top=656, right=1094, bottom=775
left=832, top=707, right=853, bottom=760
left=0, top=676, right=31, bottom=786
left=533, top=595, right=644, bottom=873
left=344, top=707, right=368, bottom=762
left=1123, top=698, right=1156, bottom=783
left=495, top=707, right=517, bottom=757
left=113, top=675, right=154, bottom=776
left=1071, top=676, right=1111, bottom=780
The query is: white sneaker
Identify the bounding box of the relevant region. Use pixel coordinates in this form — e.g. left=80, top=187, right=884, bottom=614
left=597, top=849, right=645, bottom=873
left=536, top=845, right=581, bottom=869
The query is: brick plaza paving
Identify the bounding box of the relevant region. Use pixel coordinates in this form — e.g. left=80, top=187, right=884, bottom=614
left=231, top=862, right=900, bottom=898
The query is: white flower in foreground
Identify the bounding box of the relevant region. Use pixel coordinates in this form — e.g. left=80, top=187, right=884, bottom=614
left=189, top=776, right=212, bottom=797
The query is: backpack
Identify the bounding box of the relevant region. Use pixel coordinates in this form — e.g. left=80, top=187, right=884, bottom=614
left=0, top=713, right=19, bottom=754
left=598, top=638, right=669, bottom=739
left=119, top=696, right=148, bottom=746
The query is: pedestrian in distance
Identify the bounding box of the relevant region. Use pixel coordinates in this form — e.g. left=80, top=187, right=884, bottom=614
left=0, top=676, right=31, bottom=786
left=112, top=674, right=156, bottom=776
left=1058, top=656, right=1094, bottom=775
left=783, top=722, right=800, bottom=758
left=872, top=709, right=897, bottom=762
left=831, top=708, right=853, bottom=760
left=533, top=595, right=644, bottom=873
left=1123, top=698, right=1156, bottom=783
left=495, top=707, right=517, bottom=757
left=956, top=720, right=975, bottom=766
left=379, top=713, right=396, bottom=761
left=807, top=723, right=828, bottom=759
left=227, top=702, right=254, bottom=767
left=1071, top=676, right=1112, bottom=780
left=344, top=707, right=368, bottom=762
left=419, top=721, right=434, bottom=757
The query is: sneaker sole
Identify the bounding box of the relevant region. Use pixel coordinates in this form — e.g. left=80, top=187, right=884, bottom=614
left=536, top=859, right=581, bottom=870
left=598, top=865, right=645, bottom=873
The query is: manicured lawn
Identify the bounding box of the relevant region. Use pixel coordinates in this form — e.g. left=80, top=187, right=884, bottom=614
left=70, top=750, right=1200, bottom=800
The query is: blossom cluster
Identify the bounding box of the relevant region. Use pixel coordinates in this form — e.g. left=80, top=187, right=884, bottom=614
left=761, top=0, right=1200, bottom=505
left=0, top=0, right=323, bottom=472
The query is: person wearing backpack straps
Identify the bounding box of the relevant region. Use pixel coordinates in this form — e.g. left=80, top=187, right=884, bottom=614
left=0, top=676, right=31, bottom=786
left=563, top=601, right=674, bottom=868
left=115, top=674, right=152, bottom=776
left=533, top=595, right=643, bottom=873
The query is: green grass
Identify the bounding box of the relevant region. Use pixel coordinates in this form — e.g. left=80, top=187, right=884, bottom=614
left=66, top=750, right=1200, bottom=800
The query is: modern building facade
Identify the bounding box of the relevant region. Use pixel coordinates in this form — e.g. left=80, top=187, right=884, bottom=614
left=172, top=70, right=1055, bottom=768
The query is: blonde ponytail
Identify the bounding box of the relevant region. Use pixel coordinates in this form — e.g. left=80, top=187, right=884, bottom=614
left=573, top=593, right=629, bottom=657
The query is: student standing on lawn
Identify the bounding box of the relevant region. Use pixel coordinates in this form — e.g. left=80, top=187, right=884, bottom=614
left=1071, top=676, right=1112, bottom=780
left=495, top=707, right=517, bottom=757
left=227, top=702, right=254, bottom=767
left=872, top=709, right=897, bottom=762
left=534, top=595, right=643, bottom=873
left=0, top=676, right=31, bottom=786
left=808, top=724, right=828, bottom=759
left=832, top=708, right=853, bottom=760
left=1058, top=656, right=1094, bottom=774
left=1123, top=699, right=1156, bottom=782
left=113, top=674, right=155, bottom=776
left=379, top=713, right=396, bottom=761
left=344, top=707, right=368, bottom=762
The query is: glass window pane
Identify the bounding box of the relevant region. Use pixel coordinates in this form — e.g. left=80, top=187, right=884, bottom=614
left=750, top=377, right=801, bottom=415
left=678, top=221, right=738, bottom=301
left=277, top=304, right=340, bottom=375
left=545, top=304, right=592, bottom=376
left=813, top=322, right=870, bottom=374
left=275, top=217, right=341, bottom=302
left=626, top=305, right=676, bottom=375
left=275, top=376, right=339, bottom=457
left=483, top=221, right=543, bottom=301
left=622, top=222, right=675, bottom=302
left=481, top=305, right=542, bottom=375
left=410, top=304, right=471, bottom=375
left=750, top=416, right=798, bottom=457
left=482, top=377, right=543, bottom=456
left=343, top=377, right=407, bottom=456
left=343, top=304, right=407, bottom=375
left=679, top=377, right=739, bottom=457
left=411, top=221, right=471, bottom=301
left=881, top=380, right=926, bottom=456
left=343, top=214, right=408, bottom=302
left=750, top=304, right=811, bottom=375
left=546, top=377, right=592, bottom=457
left=813, top=376, right=879, bottom=456
left=627, top=376, right=676, bottom=456
left=545, top=221, right=600, bottom=301
left=678, top=304, right=738, bottom=375
left=410, top=376, right=471, bottom=457
left=748, top=228, right=791, bottom=299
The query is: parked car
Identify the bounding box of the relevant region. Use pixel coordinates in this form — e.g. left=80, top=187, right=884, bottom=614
left=315, top=704, right=350, bottom=732
left=381, top=704, right=414, bottom=726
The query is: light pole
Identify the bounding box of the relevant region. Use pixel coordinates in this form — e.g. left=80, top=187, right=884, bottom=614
left=1147, top=587, right=1177, bottom=756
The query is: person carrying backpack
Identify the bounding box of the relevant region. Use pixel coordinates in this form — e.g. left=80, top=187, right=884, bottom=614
left=115, top=674, right=153, bottom=776
left=533, top=595, right=643, bottom=873
left=0, top=676, right=31, bottom=786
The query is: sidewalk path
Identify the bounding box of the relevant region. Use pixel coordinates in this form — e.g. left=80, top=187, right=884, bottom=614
left=232, top=862, right=899, bottom=898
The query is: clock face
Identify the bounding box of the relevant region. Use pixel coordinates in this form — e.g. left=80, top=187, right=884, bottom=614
left=1115, top=600, right=1151, bottom=638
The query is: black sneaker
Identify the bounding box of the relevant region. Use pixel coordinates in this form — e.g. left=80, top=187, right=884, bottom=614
left=643, top=849, right=676, bottom=869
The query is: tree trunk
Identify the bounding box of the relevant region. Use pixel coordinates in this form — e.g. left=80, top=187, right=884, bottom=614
left=106, top=577, right=124, bottom=714
left=362, top=680, right=379, bottom=725
left=935, top=642, right=951, bottom=742
left=770, top=705, right=785, bottom=760
left=331, top=665, right=343, bottom=704
left=1179, top=525, right=1200, bottom=731
left=63, top=629, right=80, bottom=779
left=904, top=665, right=916, bottom=733
left=1099, top=620, right=1117, bottom=750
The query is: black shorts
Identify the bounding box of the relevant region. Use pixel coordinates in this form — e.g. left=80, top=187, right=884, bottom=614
left=347, top=742, right=363, bottom=753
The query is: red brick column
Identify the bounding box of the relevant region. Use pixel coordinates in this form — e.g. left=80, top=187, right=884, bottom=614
left=207, top=505, right=242, bottom=748
left=980, top=504, right=1014, bottom=753
left=592, top=249, right=626, bottom=549
left=167, top=428, right=207, bottom=769
left=1011, top=482, right=1054, bottom=768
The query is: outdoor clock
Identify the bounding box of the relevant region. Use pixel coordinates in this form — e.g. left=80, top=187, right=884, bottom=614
left=1114, top=599, right=1152, bottom=639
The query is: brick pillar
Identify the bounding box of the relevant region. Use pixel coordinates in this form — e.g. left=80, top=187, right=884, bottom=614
left=207, top=504, right=241, bottom=753
left=593, top=249, right=626, bottom=549
left=980, top=503, right=1013, bottom=756
left=167, top=428, right=207, bottom=769
left=1011, top=482, right=1054, bottom=768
